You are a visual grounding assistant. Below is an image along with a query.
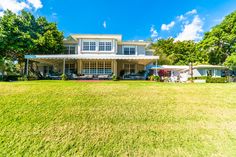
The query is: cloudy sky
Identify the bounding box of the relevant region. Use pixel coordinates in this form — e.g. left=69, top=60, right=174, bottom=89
left=1, top=0, right=236, bottom=41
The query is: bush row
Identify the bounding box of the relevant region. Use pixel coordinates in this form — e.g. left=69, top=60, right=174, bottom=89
left=206, top=77, right=228, bottom=83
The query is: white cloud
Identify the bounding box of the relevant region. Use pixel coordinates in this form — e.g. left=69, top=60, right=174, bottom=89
left=27, top=0, right=43, bottom=10
left=161, top=21, right=175, bottom=31
left=150, top=25, right=158, bottom=41
left=0, top=0, right=42, bottom=16
left=176, top=9, right=197, bottom=22
left=175, top=15, right=203, bottom=41
left=0, top=0, right=30, bottom=13
left=103, top=21, right=107, bottom=29
left=186, top=9, right=197, bottom=15
left=177, top=15, right=185, bottom=21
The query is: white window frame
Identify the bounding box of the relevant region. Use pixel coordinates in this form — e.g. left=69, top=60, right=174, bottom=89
left=123, top=46, right=136, bottom=55
left=82, top=61, right=112, bottom=74
left=98, top=40, right=113, bottom=52
left=82, top=40, right=97, bottom=52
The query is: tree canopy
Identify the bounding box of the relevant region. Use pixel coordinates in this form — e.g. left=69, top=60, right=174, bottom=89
left=224, top=53, right=236, bottom=70
left=0, top=10, right=64, bottom=62
left=152, top=38, right=207, bottom=65
left=152, top=10, right=236, bottom=66
left=198, top=11, right=236, bottom=65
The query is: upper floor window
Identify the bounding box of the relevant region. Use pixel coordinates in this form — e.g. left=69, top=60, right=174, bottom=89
left=99, top=41, right=112, bottom=51
left=64, top=45, right=76, bottom=54
left=123, top=46, right=136, bottom=55
left=83, top=41, right=96, bottom=51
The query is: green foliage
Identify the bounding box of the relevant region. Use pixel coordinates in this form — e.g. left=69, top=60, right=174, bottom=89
left=188, top=76, right=208, bottom=81
left=152, top=38, right=206, bottom=65
left=0, top=57, right=16, bottom=80
left=148, top=75, right=160, bottom=81
left=153, top=75, right=160, bottom=81
left=224, top=52, right=236, bottom=70
left=18, top=75, right=29, bottom=81
left=148, top=75, right=154, bottom=81
left=112, top=74, right=119, bottom=81
left=152, top=10, right=236, bottom=66
left=206, top=77, right=228, bottom=83
left=61, top=74, right=68, bottom=81
left=0, top=10, right=64, bottom=62
left=18, top=75, right=38, bottom=81
left=199, top=11, right=236, bottom=64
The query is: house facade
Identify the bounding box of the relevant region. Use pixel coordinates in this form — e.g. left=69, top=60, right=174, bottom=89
left=25, top=34, right=159, bottom=79
left=151, top=65, right=228, bottom=82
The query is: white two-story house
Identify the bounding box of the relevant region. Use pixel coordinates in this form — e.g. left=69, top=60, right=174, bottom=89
left=25, top=34, right=159, bottom=79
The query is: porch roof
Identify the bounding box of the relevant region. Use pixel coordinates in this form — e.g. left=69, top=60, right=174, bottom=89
left=25, top=54, right=159, bottom=60
left=151, top=65, right=189, bottom=71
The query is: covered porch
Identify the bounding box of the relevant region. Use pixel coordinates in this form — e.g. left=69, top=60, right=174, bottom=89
left=25, top=54, right=159, bottom=80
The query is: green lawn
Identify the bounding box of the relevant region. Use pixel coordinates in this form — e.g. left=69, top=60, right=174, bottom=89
left=0, top=81, right=236, bottom=156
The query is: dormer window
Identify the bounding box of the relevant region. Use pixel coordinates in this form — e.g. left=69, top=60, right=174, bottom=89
left=99, top=41, right=112, bottom=51
left=123, top=46, right=136, bottom=55
left=83, top=41, right=96, bottom=51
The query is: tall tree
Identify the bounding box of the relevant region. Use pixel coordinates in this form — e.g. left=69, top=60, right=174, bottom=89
left=224, top=52, right=236, bottom=70
left=151, top=38, right=175, bottom=65
left=152, top=38, right=206, bottom=65
left=0, top=10, right=64, bottom=62
left=198, top=11, right=236, bottom=65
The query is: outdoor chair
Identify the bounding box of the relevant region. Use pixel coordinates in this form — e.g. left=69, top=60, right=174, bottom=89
left=98, top=75, right=109, bottom=80
left=72, top=74, right=79, bottom=80
left=87, top=75, right=93, bottom=79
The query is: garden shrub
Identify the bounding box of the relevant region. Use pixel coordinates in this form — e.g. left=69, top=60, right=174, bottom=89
left=149, top=75, right=160, bottom=81
left=18, top=75, right=28, bottom=81
left=112, top=74, right=119, bottom=81
left=61, top=74, right=68, bottom=81
left=18, top=75, right=38, bottom=81
left=206, top=77, right=228, bottom=83
left=148, top=75, right=154, bottom=81
left=153, top=75, right=160, bottom=81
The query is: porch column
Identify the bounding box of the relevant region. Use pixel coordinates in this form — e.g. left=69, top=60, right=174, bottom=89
left=77, top=60, right=80, bottom=74
left=63, top=58, right=66, bottom=74
left=79, top=60, right=82, bottom=74
left=26, top=59, right=29, bottom=76
left=113, top=60, right=117, bottom=76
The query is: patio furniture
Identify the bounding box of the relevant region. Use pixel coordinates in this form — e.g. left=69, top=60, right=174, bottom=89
left=123, top=74, right=145, bottom=80
left=48, top=74, right=61, bottom=80
left=78, top=74, right=94, bottom=80
left=98, top=75, right=109, bottom=80
left=87, top=75, right=93, bottom=79
left=72, top=74, right=79, bottom=80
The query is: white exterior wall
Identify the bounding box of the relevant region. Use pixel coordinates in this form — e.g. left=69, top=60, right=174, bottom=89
left=193, top=68, right=222, bottom=77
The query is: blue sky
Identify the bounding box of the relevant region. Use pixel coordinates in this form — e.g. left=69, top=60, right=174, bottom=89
left=1, top=0, right=236, bottom=41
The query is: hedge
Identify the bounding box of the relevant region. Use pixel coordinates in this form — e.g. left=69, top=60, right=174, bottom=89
left=206, top=77, right=228, bottom=83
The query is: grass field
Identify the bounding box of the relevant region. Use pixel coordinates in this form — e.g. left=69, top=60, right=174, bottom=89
left=0, top=81, right=236, bottom=156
